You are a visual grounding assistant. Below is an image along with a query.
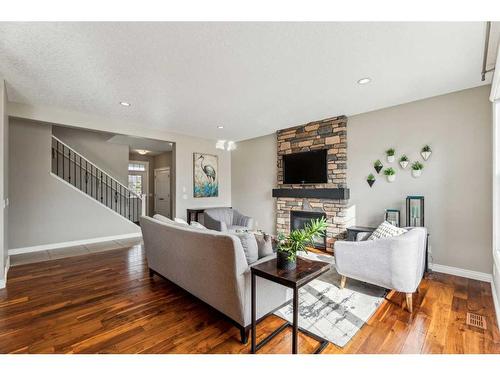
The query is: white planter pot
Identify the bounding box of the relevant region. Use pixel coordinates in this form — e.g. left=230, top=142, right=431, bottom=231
left=412, top=169, right=422, bottom=178
left=386, top=175, right=396, bottom=183
left=387, top=155, right=395, bottom=163
left=421, top=151, right=431, bottom=160
left=399, top=160, right=409, bottom=169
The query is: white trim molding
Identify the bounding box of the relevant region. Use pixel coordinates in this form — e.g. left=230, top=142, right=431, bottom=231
left=0, top=256, right=10, bottom=289
left=431, top=264, right=492, bottom=282
left=8, top=233, right=142, bottom=256
left=492, top=279, right=500, bottom=328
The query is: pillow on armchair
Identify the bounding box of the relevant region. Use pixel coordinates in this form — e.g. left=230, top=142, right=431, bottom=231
left=368, top=221, right=407, bottom=240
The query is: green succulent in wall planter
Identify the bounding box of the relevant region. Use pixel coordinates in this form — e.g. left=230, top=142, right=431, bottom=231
left=399, top=154, right=409, bottom=169
left=411, top=161, right=424, bottom=178
left=384, top=167, right=396, bottom=182
left=421, top=145, right=432, bottom=161
left=374, top=159, right=383, bottom=174
left=367, top=173, right=376, bottom=187
left=386, top=148, right=396, bottom=163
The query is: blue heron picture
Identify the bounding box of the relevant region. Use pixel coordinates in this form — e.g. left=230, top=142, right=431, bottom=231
left=193, top=153, right=219, bottom=197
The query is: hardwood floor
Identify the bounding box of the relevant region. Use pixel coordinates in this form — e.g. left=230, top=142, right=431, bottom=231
left=0, top=244, right=499, bottom=354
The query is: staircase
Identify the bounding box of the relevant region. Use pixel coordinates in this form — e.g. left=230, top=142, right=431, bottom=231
left=51, top=135, right=143, bottom=224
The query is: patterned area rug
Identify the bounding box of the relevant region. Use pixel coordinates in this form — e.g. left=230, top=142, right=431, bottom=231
left=274, top=252, right=387, bottom=348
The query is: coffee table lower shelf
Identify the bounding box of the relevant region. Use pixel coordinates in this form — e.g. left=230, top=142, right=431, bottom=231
left=252, top=318, right=329, bottom=354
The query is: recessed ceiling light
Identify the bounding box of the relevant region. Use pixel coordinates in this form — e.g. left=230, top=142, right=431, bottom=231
left=120, top=101, right=131, bottom=107
left=357, top=78, right=371, bottom=85
left=136, top=149, right=148, bottom=155
left=217, top=125, right=224, bottom=129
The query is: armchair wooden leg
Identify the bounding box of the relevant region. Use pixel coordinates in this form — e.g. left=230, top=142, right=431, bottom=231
left=405, top=293, right=413, bottom=313
left=340, top=276, right=347, bottom=289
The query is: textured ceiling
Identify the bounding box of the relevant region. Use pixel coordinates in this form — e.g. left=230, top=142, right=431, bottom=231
left=0, top=22, right=492, bottom=141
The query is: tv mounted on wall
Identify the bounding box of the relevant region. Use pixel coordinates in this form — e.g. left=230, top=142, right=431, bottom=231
left=283, top=149, right=328, bottom=184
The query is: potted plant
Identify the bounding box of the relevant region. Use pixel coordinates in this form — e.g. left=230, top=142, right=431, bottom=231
left=421, top=145, right=432, bottom=160
left=384, top=167, right=396, bottom=182
left=411, top=161, right=424, bottom=178
left=399, top=154, right=409, bottom=169
left=386, top=148, right=396, bottom=163
left=276, top=217, right=328, bottom=270
left=367, top=173, right=375, bottom=187
left=374, top=159, right=383, bottom=174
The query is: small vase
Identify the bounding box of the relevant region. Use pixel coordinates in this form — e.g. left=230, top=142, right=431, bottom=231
left=367, top=179, right=375, bottom=187
left=399, top=161, right=409, bottom=169
left=277, top=251, right=296, bottom=270
left=387, top=155, right=395, bottom=163
left=374, top=165, right=383, bottom=174
left=412, top=169, right=422, bottom=178
left=421, top=151, right=431, bottom=161
left=387, top=175, right=396, bottom=183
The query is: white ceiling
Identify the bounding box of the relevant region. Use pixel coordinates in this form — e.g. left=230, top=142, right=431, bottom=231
left=0, top=22, right=493, bottom=141
left=107, top=134, right=173, bottom=155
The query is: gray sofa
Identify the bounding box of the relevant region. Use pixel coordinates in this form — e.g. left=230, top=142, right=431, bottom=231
left=140, top=216, right=289, bottom=343
left=334, top=227, right=427, bottom=312
left=203, top=207, right=254, bottom=232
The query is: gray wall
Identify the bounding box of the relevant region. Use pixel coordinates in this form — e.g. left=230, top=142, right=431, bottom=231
left=232, top=85, right=493, bottom=273
left=8, top=119, right=140, bottom=250
left=0, top=79, right=7, bottom=283
left=53, top=126, right=129, bottom=185
left=231, top=134, right=277, bottom=234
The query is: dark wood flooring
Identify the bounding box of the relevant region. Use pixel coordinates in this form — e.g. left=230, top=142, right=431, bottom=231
left=0, top=245, right=499, bottom=354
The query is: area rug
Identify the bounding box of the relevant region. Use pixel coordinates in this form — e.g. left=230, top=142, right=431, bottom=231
left=274, top=252, right=387, bottom=348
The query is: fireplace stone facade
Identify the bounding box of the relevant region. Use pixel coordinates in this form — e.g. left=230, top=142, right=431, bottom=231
left=276, top=115, right=350, bottom=252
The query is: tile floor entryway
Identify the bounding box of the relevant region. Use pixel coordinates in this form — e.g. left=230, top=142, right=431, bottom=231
left=10, top=237, right=143, bottom=266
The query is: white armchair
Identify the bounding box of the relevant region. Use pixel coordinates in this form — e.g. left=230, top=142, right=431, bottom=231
left=334, top=227, right=427, bottom=312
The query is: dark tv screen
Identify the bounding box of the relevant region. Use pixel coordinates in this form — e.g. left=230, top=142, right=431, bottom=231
left=283, top=149, right=327, bottom=184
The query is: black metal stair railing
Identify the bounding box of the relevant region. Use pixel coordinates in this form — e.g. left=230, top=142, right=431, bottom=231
left=51, top=135, right=142, bottom=223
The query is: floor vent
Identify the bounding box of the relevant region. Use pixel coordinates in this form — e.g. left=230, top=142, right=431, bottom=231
left=466, top=312, right=487, bottom=330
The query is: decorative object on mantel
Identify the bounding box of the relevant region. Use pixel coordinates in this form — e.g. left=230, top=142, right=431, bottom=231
left=406, top=196, right=425, bottom=227
left=383, top=167, right=396, bottom=182
left=386, top=148, right=396, bottom=163
left=385, top=209, right=401, bottom=227
left=399, top=154, right=409, bottom=169
left=366, top=173, right=375, bottom=187
left=421, top=145, right=432, bottom=160
left=276, top=217, right=327, bottom=270
left=411, top=161, right=424, bottom=178
left=193, top=152, right=218, bottom=197
left=374, top=160, right=383, bottom=174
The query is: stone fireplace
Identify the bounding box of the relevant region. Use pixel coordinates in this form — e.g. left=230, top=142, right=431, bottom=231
left=273, top=115, right=350, bottom=252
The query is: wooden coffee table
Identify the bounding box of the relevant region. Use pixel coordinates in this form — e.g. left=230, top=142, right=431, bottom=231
left=250, top=256, right=331, bottom=354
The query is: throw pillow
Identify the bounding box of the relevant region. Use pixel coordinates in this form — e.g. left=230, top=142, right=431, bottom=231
left=153, top=214, right=175, bottom=224
left=174, top=217, right=189, bottom=226
left=234, top=232, right=259, bottom=264
left=368, top=221, right=408, bottom=240
left=190, top=221, right=207, bottom=230
left=254, top=233, right=274, bottom=259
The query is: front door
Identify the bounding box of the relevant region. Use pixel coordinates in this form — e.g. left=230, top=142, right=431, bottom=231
left=155, top=168, right=171, bottom=217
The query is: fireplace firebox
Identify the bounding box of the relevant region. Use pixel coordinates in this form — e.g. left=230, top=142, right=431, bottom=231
left=290, top=211, right=327, bottom=250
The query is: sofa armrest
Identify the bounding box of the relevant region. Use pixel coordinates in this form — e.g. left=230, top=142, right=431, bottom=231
left=203, top=211, right=228, bottom=231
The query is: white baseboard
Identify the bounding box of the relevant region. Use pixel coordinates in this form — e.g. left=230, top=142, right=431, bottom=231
left=8, top=232, right=142, bottom=256
left=431, top=263, right=492, bottom=282
left=0, top=256, right=9, bottom=289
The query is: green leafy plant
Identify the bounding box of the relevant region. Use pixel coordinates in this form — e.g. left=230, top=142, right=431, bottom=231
left=367, top=173, right=375, bottom=181
left=374, top=160, right=383, bottom=167
left=386, top=148, right=395, bottom=156
left=383, top=167, right=396, bottom=176
left=411, top=161, right=424, bottom=170
left=277, top=217, right=328, bottom=262
left=399, top=154, right=409, bottom=162
left=422, top=145, right=431, bottom=152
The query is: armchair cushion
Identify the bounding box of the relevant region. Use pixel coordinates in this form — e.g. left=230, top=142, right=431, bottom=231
left=204, top=208, right=254, bottom=232
left=368, top=221, right=407, bottom=240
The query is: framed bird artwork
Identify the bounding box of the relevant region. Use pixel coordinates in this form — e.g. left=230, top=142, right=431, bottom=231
left=193, top=152, right=219, bottom=197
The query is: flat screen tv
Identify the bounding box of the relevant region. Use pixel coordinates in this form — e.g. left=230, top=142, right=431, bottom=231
left=283, top=149, right=327, bottom=184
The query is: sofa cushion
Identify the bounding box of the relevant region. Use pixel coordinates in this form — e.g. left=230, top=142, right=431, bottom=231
left=368, top=221, right=407, bottom=240
left=174, top=217, right=189, bottom=226
left=255, top=233, right=274, bottom=259
left=190, top=221, right=207, bottom=230
left=233, top=232, right=259, bottom=264
left=153, top=214, right=175, bottom=224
